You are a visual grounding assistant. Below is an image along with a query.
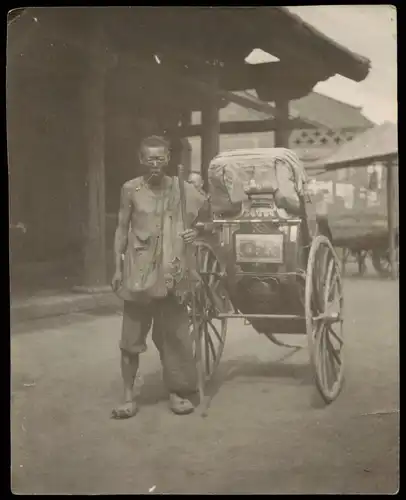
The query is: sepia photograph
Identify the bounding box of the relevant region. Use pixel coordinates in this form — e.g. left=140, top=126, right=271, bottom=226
left=9, top=6, right=398, bottom=495
left=235, top=234, right=284, bottom=263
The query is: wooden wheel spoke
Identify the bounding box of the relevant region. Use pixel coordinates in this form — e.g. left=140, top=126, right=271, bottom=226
left=327, top=335, right=343, bottom=391
left=314, top=328, right=323, bottom=379
left=318, top=328, right=328, bottom=389
left=208, top=259, right=218, bottom=288
left=190, top=243, right=229, bottom=386
left=204, top=272, right=227, bottom=316
left=205, top=327, right=217, bottom=360
left=327, top=265, right=338, bottom=301
left=313, top=249, right=331, bottom=312
left=208, top=319, right=223, bottom=344
left=324, top=258, right=342, bottom=318
left=191, top=317, right=203, bottom=343
left=311, top=277, right=324, bottom=313
left=322, top=330, right=334, bottom=389
left=311, top=320, right=325, bottom=345
left=202, top=248, right=210, bottom=273
left=328, top=324, right=343, bottom=347
left=313, top=255, right=325, bottom=295
left=324, top=297, right=341, bottom=319
left=201, top=281, right=217, bottom=315
left=210, top=281, right=222, bottom=308
left=212, top=279, right=221, bottom=298
left=319, top=246, right=331, bottom=279
left=319, top=326, right=339, bottom=390
left=323, top=258, right=334, bottom=307
left=326, top=345, right=337, bottom=389
left=326, top=332, right=342, bottom=367
left=203, top=325, right=211, bottom=373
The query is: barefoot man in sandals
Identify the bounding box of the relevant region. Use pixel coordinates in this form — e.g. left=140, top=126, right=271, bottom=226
left=111, top=135, right=207, bottom=419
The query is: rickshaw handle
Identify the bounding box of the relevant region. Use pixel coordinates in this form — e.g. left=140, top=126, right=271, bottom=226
left=177, top=165, right=205, bottom=406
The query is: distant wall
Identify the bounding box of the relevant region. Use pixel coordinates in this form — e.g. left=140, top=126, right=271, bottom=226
left=8, top=67, right=86, bottom=266
left=309, top=164, right=399, bottom=243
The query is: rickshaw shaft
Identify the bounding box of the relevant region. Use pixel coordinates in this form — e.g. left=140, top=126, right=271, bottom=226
left=217, top=313, right=304, bottom=320
left=211, top=219, right=302, bottom=224
left=194, top=219, right=302, bottom=227
left=199, top=272, right=304, bottom=277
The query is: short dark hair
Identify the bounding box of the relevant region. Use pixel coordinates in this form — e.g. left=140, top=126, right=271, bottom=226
left=140, top=135, right=170, bottom=152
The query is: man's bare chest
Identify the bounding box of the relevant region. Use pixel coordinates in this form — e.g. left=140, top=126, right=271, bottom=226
left=129, top=182, right=181, bottom=231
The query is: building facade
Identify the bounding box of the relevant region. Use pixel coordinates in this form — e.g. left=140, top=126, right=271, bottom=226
left=8, top=8, right=371, bottom=296
left=188, top=91, right=374, bottom=173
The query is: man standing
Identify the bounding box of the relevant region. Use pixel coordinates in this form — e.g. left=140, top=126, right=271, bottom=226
left=111, top=135, right=207, bottom=419
left=188, top=172, right=205, bottom=194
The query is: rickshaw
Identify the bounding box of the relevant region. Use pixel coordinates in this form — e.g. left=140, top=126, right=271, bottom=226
left=337, top=231, right=399, bottom=277
left=307, top=168, right=399, bottom=278
left=185, top=148, right=344, bottom=408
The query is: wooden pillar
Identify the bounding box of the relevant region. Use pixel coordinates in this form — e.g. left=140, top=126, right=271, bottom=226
left=81, top=20, right=108, bottom=289
left=180, top=110, right=192, bottom=176
left=201, top=71, right=220, bottom=192
left=274, top=98, right=290, bottom=148
left=386, top=160, right=398, bottom=279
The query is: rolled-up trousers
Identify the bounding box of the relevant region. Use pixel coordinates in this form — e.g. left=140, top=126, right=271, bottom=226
left=119, top=294, right=197, bottom=398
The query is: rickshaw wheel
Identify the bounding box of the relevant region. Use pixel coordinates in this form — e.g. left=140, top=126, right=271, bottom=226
left=189, top=241, right=229, bottom=383
left=305, top=235, right=344, bottom=404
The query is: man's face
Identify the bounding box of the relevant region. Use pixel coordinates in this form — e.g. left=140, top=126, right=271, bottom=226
left=189, top=173, right=204, bottom=191
left=140, top=145, right=170, bottom=184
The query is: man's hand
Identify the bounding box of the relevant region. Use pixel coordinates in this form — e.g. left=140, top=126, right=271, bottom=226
left=180, top=229, right=198, bottom=244
left=111, top=270, right=123, bottom=291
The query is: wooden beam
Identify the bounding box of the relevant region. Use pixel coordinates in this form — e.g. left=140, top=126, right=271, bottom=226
left=104, top=6, right=369, bottom=84
left=386, top=160, right=398, bottom=280
left=111, top=15, right=328, bottom=100
left=183, top=118, right=309, bottom=137
left=218, top=61, right=326, bottom=101
left=221, top=90, right=275, bottom=116
left=117, top=53, right=312, bottom=118
left=179, top=111, right=192, bottom=176
left=201, top=71, right=220, bottom=191
left=274, top=99, right=290, bottom=147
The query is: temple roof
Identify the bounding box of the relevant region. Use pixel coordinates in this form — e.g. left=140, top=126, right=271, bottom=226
left=8, top=7, right=371, bottom=104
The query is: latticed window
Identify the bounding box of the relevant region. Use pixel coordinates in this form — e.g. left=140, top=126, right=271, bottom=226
left=289, top=128, right=357, bottom=148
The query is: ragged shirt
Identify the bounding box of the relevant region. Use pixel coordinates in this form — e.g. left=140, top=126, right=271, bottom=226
left=117, top=175, right=207, bottom=303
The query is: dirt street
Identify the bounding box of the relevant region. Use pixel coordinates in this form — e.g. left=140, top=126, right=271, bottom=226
left=11, top=276, right=399, bottom=494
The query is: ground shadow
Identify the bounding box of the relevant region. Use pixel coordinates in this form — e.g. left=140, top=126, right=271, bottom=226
left=108, top=346, right=339, bottom=413
left=135, top=370, right=168, bottom=406
left=218, top=355, right=312, bottom=385
left=344, top=274, right=396, bottom=282
left=195, top=350, right=314, bottom=415
left=107, top=367, right=167, bottom=408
